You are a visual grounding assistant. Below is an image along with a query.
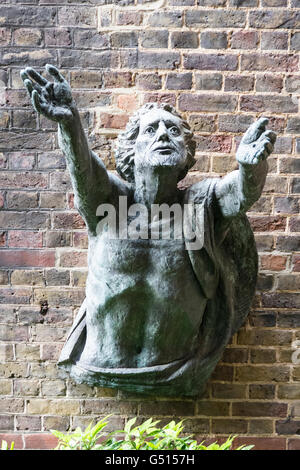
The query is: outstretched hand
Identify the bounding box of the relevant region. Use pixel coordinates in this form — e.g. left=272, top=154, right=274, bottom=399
left=20, top=64, right=74, bottom=123
left=236, top=118, right=276, bottom=167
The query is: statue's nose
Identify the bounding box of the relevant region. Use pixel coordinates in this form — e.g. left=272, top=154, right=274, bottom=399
left=156, top=122, right=169, bottom=141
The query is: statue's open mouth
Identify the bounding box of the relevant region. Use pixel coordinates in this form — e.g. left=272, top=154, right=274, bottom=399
left=154, top=146, right=175, bottom=154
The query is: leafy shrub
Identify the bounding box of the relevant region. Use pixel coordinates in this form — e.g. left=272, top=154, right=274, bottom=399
left=51, top=416, right=254, bottom=451
left=1, top=440, right=14, bottom=450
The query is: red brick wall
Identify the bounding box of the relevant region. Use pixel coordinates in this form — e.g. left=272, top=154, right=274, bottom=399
left=0, top=0, right=300, bottom=450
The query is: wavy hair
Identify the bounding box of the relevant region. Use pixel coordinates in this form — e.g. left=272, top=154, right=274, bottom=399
left=115, top=103, right=196, bottom=183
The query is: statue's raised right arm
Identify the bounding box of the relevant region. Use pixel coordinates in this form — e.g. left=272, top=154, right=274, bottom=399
left=21, top=64, right=125, bottom=235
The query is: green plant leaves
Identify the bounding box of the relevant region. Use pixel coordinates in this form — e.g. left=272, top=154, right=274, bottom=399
left=50, top=417, right=254, bottom=451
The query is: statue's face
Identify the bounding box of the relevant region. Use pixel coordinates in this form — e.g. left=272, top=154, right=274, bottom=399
left=134, top=109, right=187, bottom=171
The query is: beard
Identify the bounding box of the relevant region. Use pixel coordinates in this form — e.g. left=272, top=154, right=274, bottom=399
left=136, top=149, right=187, bottom=170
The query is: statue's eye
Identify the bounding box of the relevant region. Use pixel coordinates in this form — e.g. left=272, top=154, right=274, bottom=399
left=145, top=126, right=155, bottom=135
left=169, top=126, right=180, bottom=136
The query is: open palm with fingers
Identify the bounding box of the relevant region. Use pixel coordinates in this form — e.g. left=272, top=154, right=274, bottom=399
left=20, top=64, right=74, bottom=123
left=236, top=118, right=276, bottom=167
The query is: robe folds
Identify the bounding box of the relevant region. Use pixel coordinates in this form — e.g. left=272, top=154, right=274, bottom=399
left=58, top=178, right=258, bottom=397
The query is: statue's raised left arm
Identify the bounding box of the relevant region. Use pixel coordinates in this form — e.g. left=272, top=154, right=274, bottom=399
left=215, top=118, right=276, bottom=220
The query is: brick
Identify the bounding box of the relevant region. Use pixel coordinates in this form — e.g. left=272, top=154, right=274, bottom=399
left=225, top=75, right=254, bottom=92
left=40, top=192, right=67, bottom=209
left=74, top=30, right=108, bottom=49
left=45, top=231, right=72, bottom=248
left=140, top=30, right=169, bottom=49
left=41, top=380, right=66, bottom=397
left=179, top=93, right=237, bottom=112
left=24, top=433, right=58, bottom=450
left=250, top=349, right=276, bottom=364
left=275, top=197, right=299, bottom=214
left=0, top=171, right=47, bottom=189
left=197, top=401, right=230, bottom=417
left=286, top=75, right=300, bottom=93
left=241, top=53, right=298, bottom=72
left=60, top=50, right=118, bottom=69
left=13, top=28, right=42, bottom=46
left=234, top=437, right=286, bottom=451
left=59, top=250, right=87, bottom=268
left=212, top=419, right=248, bottom=434
left=138, top=52, right=180, bottom=70
left=249, top=216, right=286, bottom=232
left=58, top=7, right=96, bottom=27
left=116, top=11, right=142, bottom=26
left=201, top=31, right=227, bottom=49
left=278, top=385, right=300, bottom=399
left=261, top=31, right=288, bottom=50
left=1, top=6, right=56, bottom=26
left=249, top=10, right=300, bottom=29
left=249, top=385, right=275, bottom=400
left=189, top=114, right=217, bottom=133
left=240, top=95, right=298, bottom=113
left=276, top=419, right=300, bottom=435
left=237, top=329, right=292, bottom=346
left=218, top=114, right=254, bottom=133
left=37, top=152, right=65, bottom=170
left=276, top=236, right=300, bottom=252
left=14, top=379, right=40, bottom=396
left=0, top=379, right=12, bottom=395
left=16, top=415, right=41, bottom=431
left=231, top=30, right=258, bottom=49
left=260, top=255, right=287, bottom=271
left=111, top=31, right=138, bottom=48
left=195, top=73, right=222, bottom=90
left=289, top=217, right=300, bottom=232
left=43, top=415, right=70, bottom=432
left=183, top=53, right=238, bottom=71
left=262, top=293, right=300, bottom=309
left=0, top=398, right=24, bottom=414
left=171, top=31, right=198, bottom=49
left=142, top=93, right=176, bottom=108
left=288, top=439, right=300, bottom=450
left=83, top=399, right=139, bottom=415
left=6, top=192, right=39, bottom=210
left=262, top=0, right=287, bottom=4
left=185, top=10, right=246, bottom=28
left=249, top=420, right=274, bottom=435
left=0, top=250, right=55, bottom=268
left=0, top=416, right=14, bottom=431
left=221, top=347, right=248, bottom=363
left=50, top=171, right=72, bottom=191
left=100, top=113, right=129, bottom=129
left=45, top=28, right=71, bottom=47
left=147, top=11, right=183, bottom=28
left=8, top=231, right=42, bottom=248
left=211, top=383, right=247, bottom=399
left=0, top=27, right=11, bottom=46
left=256, top=74, right=283, bottom=93
left=195, top=135, right=232, bottom=153
left=291, top=33, right=300, bottom=51
left=103, top=71, right=132, bottom=88
left=291, top=179, right=300, bottom=193
left=52, top=212, right=85, bottom=230
left=11, top=270, right=44, bottom=286
left=235, top=365, right=290, bottom=382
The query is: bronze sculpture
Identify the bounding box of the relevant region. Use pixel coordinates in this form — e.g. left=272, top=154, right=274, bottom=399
left=21, top=64, right=276, bottom=396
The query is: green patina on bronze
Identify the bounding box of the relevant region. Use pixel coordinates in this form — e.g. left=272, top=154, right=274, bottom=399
left=21, top=65, right=276, bottom=397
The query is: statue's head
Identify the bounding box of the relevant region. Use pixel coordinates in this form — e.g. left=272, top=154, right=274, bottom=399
left=115, top=103, right=196, bottom=183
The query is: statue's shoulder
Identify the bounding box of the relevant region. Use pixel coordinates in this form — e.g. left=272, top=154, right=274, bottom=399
left=184, top=177, right=220, bottom=204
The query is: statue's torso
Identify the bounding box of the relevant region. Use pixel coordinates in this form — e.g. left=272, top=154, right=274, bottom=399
left=79, top=231, right=207, bottom=369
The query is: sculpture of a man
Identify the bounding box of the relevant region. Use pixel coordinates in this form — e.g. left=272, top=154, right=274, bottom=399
left=21, top=65, right=276, bottom=397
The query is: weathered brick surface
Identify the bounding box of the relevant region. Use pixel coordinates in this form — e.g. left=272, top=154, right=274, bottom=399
left=0, top=0, right=299, bottom=451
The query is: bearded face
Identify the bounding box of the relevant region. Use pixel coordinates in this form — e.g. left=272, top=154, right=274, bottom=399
left=134, top=108, right=188, bottom=172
